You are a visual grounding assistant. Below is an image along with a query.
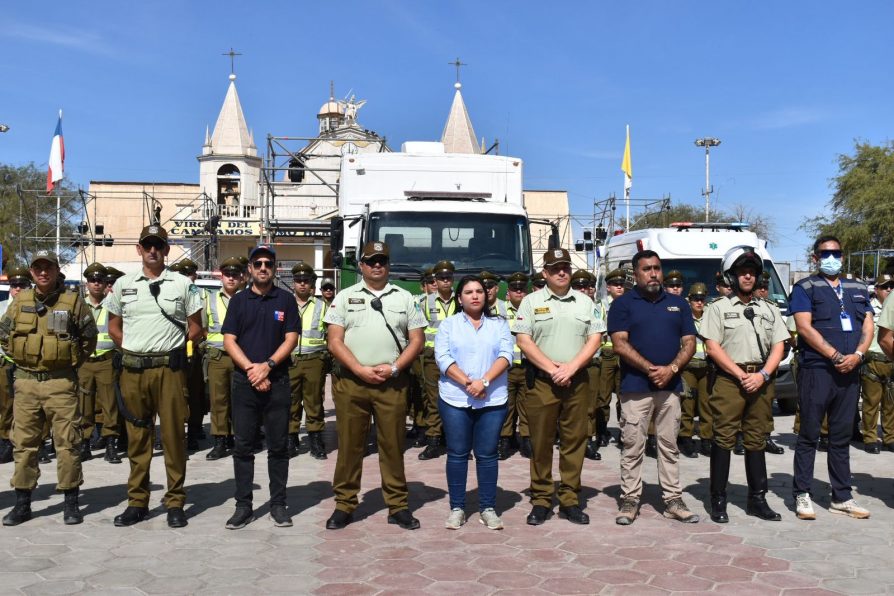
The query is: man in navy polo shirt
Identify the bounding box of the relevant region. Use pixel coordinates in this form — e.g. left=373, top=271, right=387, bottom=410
left=608, top=250, right=698, bottom=525
left=221, top=245, right=300, bottom=530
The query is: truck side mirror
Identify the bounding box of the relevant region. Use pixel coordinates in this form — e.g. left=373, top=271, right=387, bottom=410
left=332, top=253, right=343, bottom=268
left=330, top=217, right=344, bottom=252
left=547, top=231, right=560, bottom=250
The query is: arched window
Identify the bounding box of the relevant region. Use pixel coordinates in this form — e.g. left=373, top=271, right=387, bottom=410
left=217, top=164, right=240, bottom=216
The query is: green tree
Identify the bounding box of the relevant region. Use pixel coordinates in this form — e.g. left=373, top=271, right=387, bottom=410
left=0, top=162, right=82, bottom=271
left=627, top=201, right=775, bottom=243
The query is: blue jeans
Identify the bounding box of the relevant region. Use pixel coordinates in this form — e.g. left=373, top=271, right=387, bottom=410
left=438, top=399, right=507, bottom=511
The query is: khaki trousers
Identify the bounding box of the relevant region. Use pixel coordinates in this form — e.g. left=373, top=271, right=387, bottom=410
left=120, top=366, right=189, bottom=509
left=206, top=352, right=234, bottom=436
left=0, top=360, right=13, bottom=440
left=619, top=390, right=682, bottom=502
left=861, top=359, right=894, bottom=444
left=586, top=363, right=599, bottom=437
left=407, top=357, right=426, bottom=428
left=710, top=375, right=771, bottom=451
left=596, top=354, right=621, bottom=434
left=332, top=374, right=410, bottom=515
left=500, top=366, right=529, bottom=438
left=11, top=374, right=83, bottom=491
left=288, top=354, right=327, bottom=434
left=80, top=358, right=118, bottom=437
left=422, top=349, right=443, bottom=437
left=526, top=373, right=589, bottom=508
left=680, top=365, right=709, bottom=439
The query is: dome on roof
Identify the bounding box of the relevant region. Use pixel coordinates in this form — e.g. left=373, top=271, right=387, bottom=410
left=318, top=100, right=344, bottom=117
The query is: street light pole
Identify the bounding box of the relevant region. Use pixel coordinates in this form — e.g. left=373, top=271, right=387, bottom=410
left=694, top=137, right=721, bottom=222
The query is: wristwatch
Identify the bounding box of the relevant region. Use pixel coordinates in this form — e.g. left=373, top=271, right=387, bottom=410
left=266, top=358, right=276, bottom=369
left=481, top=379, right=490, bottom=388
left=390, top=364, right=399, bottom=378
left=670, top=364, right=679, bottom=374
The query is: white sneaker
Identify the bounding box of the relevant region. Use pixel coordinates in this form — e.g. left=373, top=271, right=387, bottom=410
left=479, top=508, right=504, bottom=530
left=795, top=493, right=816, bottom=520
left=445, top=508, right=466, bottom=529
left=830, top=499, right=870, bottom=519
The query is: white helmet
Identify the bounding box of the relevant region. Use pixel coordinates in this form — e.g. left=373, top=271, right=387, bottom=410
left=722, top=245, right=763, bottom=287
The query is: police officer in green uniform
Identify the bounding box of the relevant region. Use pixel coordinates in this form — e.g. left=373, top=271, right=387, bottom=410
left=0, top=250, right=97, bottom=525
left=532, top=271, right=546, bottom=290
left=701, top=246, right=788, bottom=523
left=419, top=260, right=457, bottom=460
left=320, top=277, right=336, bottom=305
left=80, top=262, right=122, bottom=464
left=498, top=272, right=531, bottom=459
left=204, top=256, right=244, bottom=460
left=594, top=268, right=626, bottom=452
left=288, top=262, right=329, bottom=459
left=664, top=270, right=685, bottom=296
left=755, top=271, right=786, bottom=455
left=569, top=270, right=601, bottom=460
left=0, top=265, right=32, bottom=463
left=515, top=248, right=604, bottom=526
left=407, top=268, right=435, bottom=445
left=107, top=225, right=204, bottom=528
left=678, top=282, right=709, bottom=458
left=323, top=241, right=427, bottom=530
left=861, top=273, right=894, bottom=453
left=174, top=258, right=207, bottom=451
left=104, top=267, right=125, bottom=294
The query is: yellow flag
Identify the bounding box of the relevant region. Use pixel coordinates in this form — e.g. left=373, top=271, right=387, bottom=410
left=621, top=125, right=632, bottom=190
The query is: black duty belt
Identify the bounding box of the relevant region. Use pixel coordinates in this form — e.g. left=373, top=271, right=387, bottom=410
left=291, top=352, right=326, bottom=364
left=736, top=362, right=765, bottom=373
left=121, top=354, right=170, bottom=369
left=16, top=368, right=75, bottom=381
left=686, top=360, right=708, bottom=370
left=205, top=346, right=228, bottom=360
left=87, top=351, right=115, bottom=363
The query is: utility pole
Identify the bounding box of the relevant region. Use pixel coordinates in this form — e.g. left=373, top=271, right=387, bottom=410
left=694, top=137, right=721, bottom=222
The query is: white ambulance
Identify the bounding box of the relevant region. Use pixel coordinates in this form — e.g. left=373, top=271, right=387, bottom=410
left=601, top=222, right=796, bottom=413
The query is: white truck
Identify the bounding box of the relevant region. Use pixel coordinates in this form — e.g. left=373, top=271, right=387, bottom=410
left=602, top=221, right=796, bottom=412
left=330, top=141, right=556, bottom=287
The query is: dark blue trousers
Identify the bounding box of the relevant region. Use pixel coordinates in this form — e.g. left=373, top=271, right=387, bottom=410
left=793, top=366, right=859, bottom=501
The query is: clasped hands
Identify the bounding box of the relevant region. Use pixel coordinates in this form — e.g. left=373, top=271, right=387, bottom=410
left=245, top=362, right=271, bottom=392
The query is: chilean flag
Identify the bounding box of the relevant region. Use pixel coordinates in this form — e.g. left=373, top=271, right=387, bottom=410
left=46, top=110, right=64, bottom=193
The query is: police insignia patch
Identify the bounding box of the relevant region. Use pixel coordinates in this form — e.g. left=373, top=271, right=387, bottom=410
left=667, top=306, right=680, bottom=312
left=553, top=250, right=563, bottom=258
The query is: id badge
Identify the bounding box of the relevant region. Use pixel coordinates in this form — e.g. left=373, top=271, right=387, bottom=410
left=840, top=312, right=853, bottom=332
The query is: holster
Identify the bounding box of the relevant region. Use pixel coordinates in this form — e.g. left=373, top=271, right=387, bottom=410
left=525, top=362, right=536, bottom=390
left=707, top=359, right=718, bottom=395
left=167, top=348, right=187, bottom=372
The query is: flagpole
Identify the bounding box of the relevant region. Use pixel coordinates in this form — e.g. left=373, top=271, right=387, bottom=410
left=55, top=110, right=62, bottom=257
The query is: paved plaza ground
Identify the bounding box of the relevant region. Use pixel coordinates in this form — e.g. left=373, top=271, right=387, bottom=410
left=0, top=390, right=892, bottom=595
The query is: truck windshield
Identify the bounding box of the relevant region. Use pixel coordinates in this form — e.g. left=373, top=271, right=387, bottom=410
left=368, top=211, right=531, bottom=275
left=610, top=258, right=790, bottom=311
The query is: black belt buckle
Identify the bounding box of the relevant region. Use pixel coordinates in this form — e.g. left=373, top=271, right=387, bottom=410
left=140, top=356, right=153, bottom=369
left=741, top=364, right=761, bottom=373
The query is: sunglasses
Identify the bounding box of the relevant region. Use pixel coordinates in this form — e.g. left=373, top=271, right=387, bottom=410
left=482, top=281, right=498, bottom=289
left=533, top=281, right=547, bottom=288
left=9, top=282, right=30, bottom=289
left=221, top=269, right=242, bottom=277
left=321, top=286, right=335, bottom=291
left=606, top=280, right=624, bottom=287
left=818, top=250, right=842, bottom=259
left=293, top=277, right=314, bottom=284
left=436, top=274, right=454, bottom=282
left=140, top=240, right=166, bottom=251
left=571, top=281, right=593, bottom=289
left=508, top=283, right=527, bottom=291
left=252, top=259, right=274, bottom=269
left=362, top=257, right=389, bottom=268
left=665, top=283, right=683, bottom=288
left=86, top=277, right=106, bottom=284
left=689, top=295, right=706, bottom=301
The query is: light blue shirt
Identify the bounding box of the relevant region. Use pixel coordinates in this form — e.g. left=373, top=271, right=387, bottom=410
left=434, top=312, right=513, bottom=408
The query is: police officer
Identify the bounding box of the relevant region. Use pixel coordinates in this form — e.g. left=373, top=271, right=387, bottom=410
left=664, top=270, right=685, bottom=296
left=498, top=272, right=531, bottom=460
left=569, top=270, right=601, bottom=461
left=104, top=267, right=125, bottom=295
left=174, top=258, right=207, bottom=451
left=593, top=268, right=626, bottom=452
left=407, top=268, right=435, bottom=444
left=419, top=260, right=457, bottom=460
left=323, top=241, right=426, bottom=530
left=107, top=225, right=204, bottom=528
left=701, top=246, right=789, bottom=523
left=480, top=271, right=505, bottom=315
left=80, top=263, right=121, bottom=464
left=861, top=273, right=894, bottom=453
left=715, top=271, right=732, bottom=297
left=288, top=262, right=329, bottom=459
left=678, top=282, right=709, bottom=458
left=0, top=265, right=32, bottom=463
left=0, top=250, right=97, bottom=525
left=204, top=256, right=244, bottom=460
left=532, top=272, right=546, bottom=290
left=320, top=277, right=336, bottom=305
left=515, top=248, right=603, bottom=526
left=790, top=235, right=873, bottom=520
left=755, top=271, right=786, bottom=455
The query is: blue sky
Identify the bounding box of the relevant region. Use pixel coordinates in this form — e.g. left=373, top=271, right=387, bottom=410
left=2, top=1, right=893, bottom=269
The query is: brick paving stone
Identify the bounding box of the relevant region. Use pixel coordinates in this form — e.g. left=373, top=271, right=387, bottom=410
left=539, top=576, right=606, bottom=594
left=142, top=576, right=205, bottom=594
left=312, top=582, right=379, bottom=596
left=615, top=546, right=674, bottom=561
left=420, top=564, right=483, bottom=582
left=526, top=562, right=593, bottom=580
left=601, top=585, right=671, bottom=595
left=780, top=589, right=842, bottom=595
left=424, top=580, right=491, bottom=595
left=368, top=572, right=433, bottom=590
left=479, top=571, right=541, bottom=589
left=473, top=554, right=530, bottom=572
left=648, top=573, right=714, bottom=591
left=672, top=550, right=733, bottom=566
left=0, top=571, right=43, bottom=589
left=732, top=555, right=792, bottom=573
left=822, top=578, right=888, bottom=594
left=4, top=558, right=55, bottom=572
left=756, top=571, right=820, bottom=589
left=22, top=580, right=86, bottom=595
left=692, top=564, right=755, bottom=582
left=712, top=581, right=784, bottom=596
left=590, top=569, right=651, bottom=585
left=572, top=553, right=632, bottom=569
left=631, top=559, right=693, bottom=575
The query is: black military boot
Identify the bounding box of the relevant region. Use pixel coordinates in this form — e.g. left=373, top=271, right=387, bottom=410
left=0, top=438, right=13, bottom=463
left=206, top=436, right=229, bottom=461
left=585, top=438, right=602, bottom=461
left=105, top=437, right=122, bottom=464
left=63, top=488, right=83, bottom=525
left=709, top=442, right=731, bottom=523
left=744, top=450, right=781, bottom=521
left=38, top=441, right=52, bottom=464
left=764, top=434, right=784, bottom=455
left=645, top=435, right=658, bottom=458
left=309, top=432, right=327, bottom=460
left=733, top=432, right=745, bottom=455
left=699, top=438, right=713, bottom=457
left=153, top=427, right=163, bottom=452
left=91, top=424, right=106, bottom=449
left=2, top=489, right=32, bottom=526
left=412, top=426, right=427, bottom=448
left=418, top=436, right=444, bottom=460
left=287, top=433, right=301, bottom=458
left=186, top=425, right=201, bottom=451
left=519, top=436, right=532, bottom=459
left=497, top=437, right=512, bottom=460
left=678, top=436, right=698, bottom=458
left=79, top=440, right=92, bottom=462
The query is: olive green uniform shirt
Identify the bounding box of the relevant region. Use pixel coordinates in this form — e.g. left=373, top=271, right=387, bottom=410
left=869, top=297, right=885, bottom=354
left=105, top=268, right=203, bottom=353
left=513, top=287, right=605, bottom=362
left=701, top=294, right=789, bottom=362
left=324, top=280, right=427, bottom=366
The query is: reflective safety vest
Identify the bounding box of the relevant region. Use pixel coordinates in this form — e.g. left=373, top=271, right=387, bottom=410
left=492, top=299, right=508, bottom=318
left=424, top=293, right=457, bottom=348
left=294, top=296, right=327, bottom=355
left=599, top=298, right=613, bottom=349
left=506, top=302, right=523, bottom=365
left=205, top=290, right=232, bottom=350
left=692, top=315, right=706, bottom=361
left=92, top=306, right=115, bottom=356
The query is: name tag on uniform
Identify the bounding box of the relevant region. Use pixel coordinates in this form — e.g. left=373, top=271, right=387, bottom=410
left=666, top=306, right=680, bottom=312
left=21, top=305, right=36, bottom=313
left=122, top=289, right=138, bottom=296
left=534, top=307, right=551, bottom=314
left=724, top=312, right=740, bottom=320
left=841, top=312, right=853, bottom=332
left=348, top=298, right=365, bottom=305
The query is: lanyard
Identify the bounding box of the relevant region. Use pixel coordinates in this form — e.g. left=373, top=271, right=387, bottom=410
left=827, top=280, right=846, bottom=313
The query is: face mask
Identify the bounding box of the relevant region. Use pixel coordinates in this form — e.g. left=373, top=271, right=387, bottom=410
left=819, top=255, right=842, bottom=276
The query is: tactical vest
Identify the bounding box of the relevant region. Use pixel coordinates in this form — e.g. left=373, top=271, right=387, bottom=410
left=424, top=293, right=456, bottom=348
left=9, top=289, right=80, bottom=371
left=205, top=290, right=230, bottom=350
left=92, top=306, right=115, bottom=356
left=294, top=297, right=327, bottom=355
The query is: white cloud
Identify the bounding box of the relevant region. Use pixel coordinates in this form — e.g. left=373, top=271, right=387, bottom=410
left=3, top=21, right=116, bottom=57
